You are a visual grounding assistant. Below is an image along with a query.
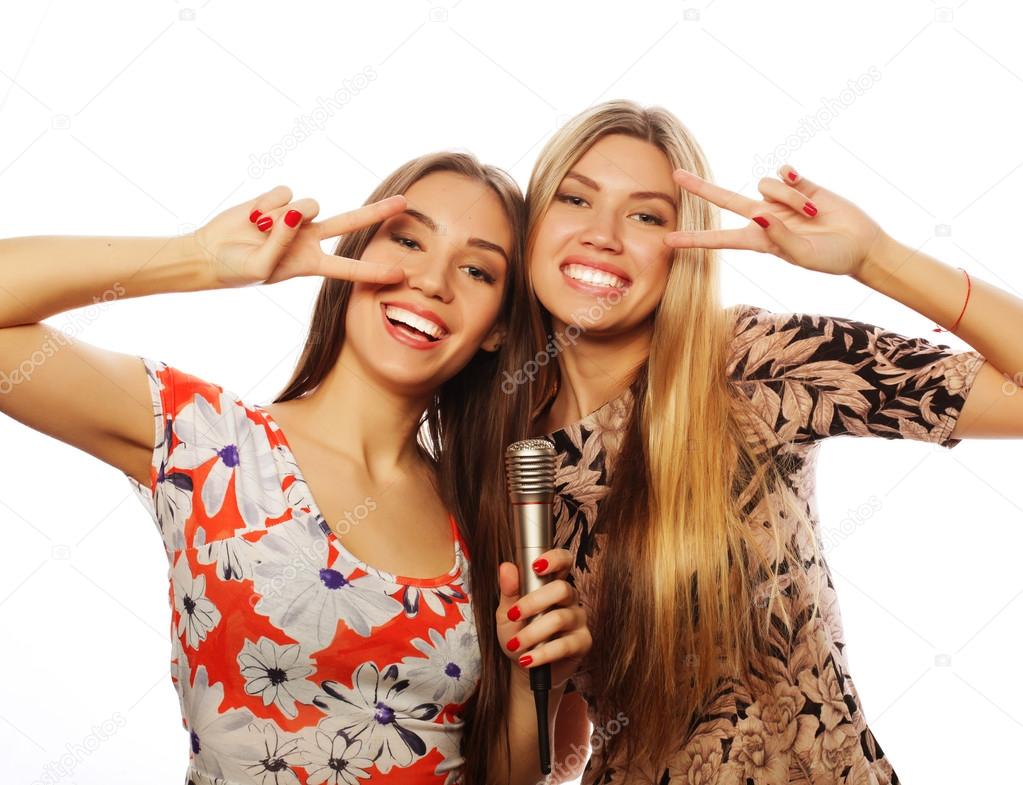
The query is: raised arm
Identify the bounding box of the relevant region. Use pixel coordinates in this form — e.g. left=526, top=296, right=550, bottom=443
left=0, top=186, right=408, bottom=488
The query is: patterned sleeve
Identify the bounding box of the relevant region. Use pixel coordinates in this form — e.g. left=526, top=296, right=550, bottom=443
left=728, top=304, right=987, bottom=448
left=125, top=356, right=196, bottom=554
left=127, top=356, right=174, bottom=501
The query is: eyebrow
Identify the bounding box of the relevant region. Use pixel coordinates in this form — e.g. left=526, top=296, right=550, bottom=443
left=399, top=208, right=510, bottom=266
left=563, top=171, right=678, bottom=211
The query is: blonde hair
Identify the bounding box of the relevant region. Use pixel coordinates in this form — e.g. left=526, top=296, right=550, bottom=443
left=522, top=100, right=824, bottom=776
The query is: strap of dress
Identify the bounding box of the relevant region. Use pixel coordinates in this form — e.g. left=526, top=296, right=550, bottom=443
left=448, top=512, right=471, bottom=561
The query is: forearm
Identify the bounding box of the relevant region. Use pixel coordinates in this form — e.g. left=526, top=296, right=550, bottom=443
left=853, top=232, right=1023, bottom=380
left=0, top=234, right=214, bottom=327
left=489, top=678, right=566, bottom=785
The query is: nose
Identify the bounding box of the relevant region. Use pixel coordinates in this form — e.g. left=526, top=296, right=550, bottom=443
left=579, top=206, right=623, bottom=254
left=402, top=252, right=453, bottom=303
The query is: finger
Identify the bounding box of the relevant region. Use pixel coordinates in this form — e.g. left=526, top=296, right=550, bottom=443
left=511, top=606, right=586, bottom=654
left=530, top=547, right=573, bottom=579
left=673, top=168, right=760, bottom=219
left=749, top=213, right=813, bottom=259
left=518, top=627, right=592, bottom=670
left=246, top=204, right=308, bottom=272
left=757, top=178, right=818, bottom=218
left=249, top=185, right=294, bottom=224
left=508, top=578, right=578, bottom=622
left=314, top=195, right=408, bottom=240
left=311, top=253, right=406, bottom=284
left=498, top=562, right=521, bottom=608
left=664, top=226, right=764, bottom=252
left=777, top=166, right=820, bottom=199
left=255, top=198, right=322, bottom=233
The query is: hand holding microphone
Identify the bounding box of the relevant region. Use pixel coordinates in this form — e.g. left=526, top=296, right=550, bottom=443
left=499, top=439, right=592, bottom=776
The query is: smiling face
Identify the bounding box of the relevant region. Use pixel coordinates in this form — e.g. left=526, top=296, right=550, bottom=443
left=529, top=133, right=678, bottom=335
left=342, top=170, right=512, bottom=396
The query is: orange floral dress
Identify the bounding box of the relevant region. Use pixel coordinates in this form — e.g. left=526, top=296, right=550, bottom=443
left=126, top=357, right=478, bottom=785
left=541, top=304, right=988, bottom=785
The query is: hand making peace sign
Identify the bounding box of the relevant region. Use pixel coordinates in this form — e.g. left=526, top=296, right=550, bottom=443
left=664, top=165, right=889, bottom=279
left=192, top=184, right=408, bottom=289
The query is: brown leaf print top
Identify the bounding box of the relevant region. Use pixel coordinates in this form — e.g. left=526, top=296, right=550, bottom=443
left=537, top=304, right=987, bottom=785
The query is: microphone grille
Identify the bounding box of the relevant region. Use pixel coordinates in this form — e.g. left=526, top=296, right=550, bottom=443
left=505, top=438, right=557, bottom=495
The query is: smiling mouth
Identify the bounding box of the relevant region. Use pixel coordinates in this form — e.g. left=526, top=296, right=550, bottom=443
left=382, top=304, right=449, bottom=343
left=560, top=262, right=631, bottom=290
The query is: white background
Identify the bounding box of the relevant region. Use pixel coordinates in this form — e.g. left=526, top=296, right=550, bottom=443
left=2, top=1, right=1022, bottom=783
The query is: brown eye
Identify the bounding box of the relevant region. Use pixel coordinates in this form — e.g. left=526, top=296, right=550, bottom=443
left=391, top=233, right=421, bottom=250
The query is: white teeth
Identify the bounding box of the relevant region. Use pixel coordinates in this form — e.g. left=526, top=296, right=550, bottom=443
left=562, top=263, right=628, bottom=289
left=384, top=305, right=447, bottom=340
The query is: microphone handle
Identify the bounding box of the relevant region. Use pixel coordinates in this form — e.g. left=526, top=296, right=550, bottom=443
left=519, top=544, right=553, bottom=775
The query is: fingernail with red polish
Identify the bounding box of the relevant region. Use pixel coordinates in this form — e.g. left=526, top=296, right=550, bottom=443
left=284, top=209, right=303, bottom=228
left=803, top=202, right=818, bottom=217
left=507, top=606, right=521, bottom=622
left=507, top=637, right=520, bottom=652
left=257, top=216, right=273, bottom=232
left=753, top=216, right=769, bottom=228
left=518, top=655, right=533, bottom=668
left=532, top=558, right=548, bottom=574
left=787, top=170, right=799, bottom=181
left=249, top=209, right=262, bottom=223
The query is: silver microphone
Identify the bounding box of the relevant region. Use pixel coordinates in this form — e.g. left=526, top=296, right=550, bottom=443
left=505, top=438, right=557, bottom=776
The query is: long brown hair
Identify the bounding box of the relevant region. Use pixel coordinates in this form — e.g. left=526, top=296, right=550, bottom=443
left=521, top=101, right=823, bottom=778
left=269, top=151, right=536, bottom=783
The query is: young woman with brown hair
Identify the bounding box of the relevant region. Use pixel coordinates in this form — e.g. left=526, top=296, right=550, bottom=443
left=0, top=152, right=590, bottom=783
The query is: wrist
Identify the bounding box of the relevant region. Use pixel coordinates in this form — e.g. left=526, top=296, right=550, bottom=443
left=176, top=232, right=220, bottom=291
left=853, top=229, right=900, bottom=289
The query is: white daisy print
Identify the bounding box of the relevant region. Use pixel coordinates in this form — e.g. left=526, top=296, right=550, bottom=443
left=252, top=517, right=403, bottom=647
left=170, top=392, right=287, bottom=531
left=431, top=719, right=467, bottom=785
left=312, top=662, right=442, bottom=774
left=182, top=665, right=265, bottom=782
left=299, top=724, right=374, bottom=785
left=401, top=625, right=481, bottom=706
left=240, top=721, right=307, bottom=785
left=238, top=637, right=319, bottom=720
left=398, top=582, right=466, bottom=619
left=172, top=552, right=222, bottom=650
left=192, top=530, right=262, bottom=582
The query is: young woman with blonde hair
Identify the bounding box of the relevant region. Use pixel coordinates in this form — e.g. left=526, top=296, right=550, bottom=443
left=0, top=151, right=589, bottom=783
left=477, top=99, right=1023, bottom=783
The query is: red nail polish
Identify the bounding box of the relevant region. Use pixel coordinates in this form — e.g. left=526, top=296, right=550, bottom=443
left=257, top=216, right=273, bottom=232
left=753, top=216, right=769, bottom=228
left=532, top=558, right=548, bottom=574
left=507, top=637, right=520, bottom=652
left=803, top=202, right=817, bottom=217
left=249, top=209, right=262, bottom=223
left=507, top=606, right=521, bottom=622
left=787, top=170, right=798, bottom=181
left=518, top=655, right=533, bottom=668
left=284, top=209, right=302, bottom=228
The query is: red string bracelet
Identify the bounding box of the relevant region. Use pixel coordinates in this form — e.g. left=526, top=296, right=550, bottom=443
left=933, top=267, right=971, bottom=333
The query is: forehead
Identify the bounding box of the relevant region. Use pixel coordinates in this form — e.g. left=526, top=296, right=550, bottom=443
left=568, top=133, right=675, bottom=194
left=403, top=171, right=513, bottom=249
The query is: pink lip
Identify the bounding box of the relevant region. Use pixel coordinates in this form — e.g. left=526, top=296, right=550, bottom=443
left=381, top=300, right=450, bottom=334
left=380, top=304, right=446, bottom=350
left=559, top=255, right=633, bottom=285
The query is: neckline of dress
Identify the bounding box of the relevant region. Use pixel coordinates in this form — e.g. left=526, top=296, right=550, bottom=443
left=252, top=403, right=464, bottom=589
